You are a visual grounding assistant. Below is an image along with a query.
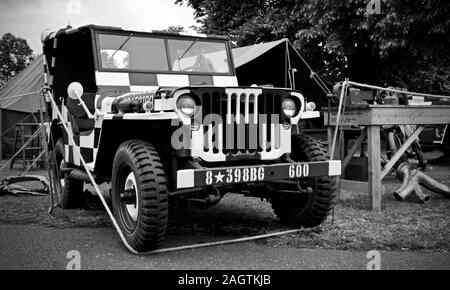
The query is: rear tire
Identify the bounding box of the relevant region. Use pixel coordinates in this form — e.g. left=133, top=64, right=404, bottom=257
left=50, top=138, right=84, bottom=208
left=270, top=134, right=336, bottom=228
left=111, top=140, right=168, bottom=252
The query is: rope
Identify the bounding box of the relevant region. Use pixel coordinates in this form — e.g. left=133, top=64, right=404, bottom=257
left=20, top=151, right=45, bottom=176
left=0, top=127, right=42, bottom=174
left=0, top=91, right=42, bottom=103
left=37, top=91, right=56, bottom=213
left=0, top=113, right=35, bottom=138
left=148, top=229, right=305, bottom=254
left=289, top=43, right=333, bottom=96
left=330, top=79, right=348, bottom=159
left=348, top=81, right=450, bottom=99
left=43, top=89, right=142, bottom=252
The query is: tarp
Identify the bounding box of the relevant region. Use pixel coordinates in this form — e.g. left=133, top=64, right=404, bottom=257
left=232, top=39, right=332, bottom=109
left=0, top=55, right=44, bottom=113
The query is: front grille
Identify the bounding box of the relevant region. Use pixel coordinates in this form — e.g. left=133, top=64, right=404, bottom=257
left=190, top=87, right=289, bottom=159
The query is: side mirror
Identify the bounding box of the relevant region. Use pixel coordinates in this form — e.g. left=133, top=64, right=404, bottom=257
left=67, top=82, right=95, bottom=119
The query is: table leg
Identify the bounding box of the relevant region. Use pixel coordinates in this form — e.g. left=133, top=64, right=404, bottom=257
left=367, top=125, right=381, bottom=211
left=327, top=126, right=342, bottom=200
left=327, top=126, right=333, bottom=155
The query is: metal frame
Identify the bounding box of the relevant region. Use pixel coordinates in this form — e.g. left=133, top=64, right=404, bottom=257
left=92, top=27, right=236, bottom=77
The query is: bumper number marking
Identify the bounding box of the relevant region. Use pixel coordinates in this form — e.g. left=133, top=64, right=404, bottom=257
left=289, top=164, right=310, bottom=178
left=207, top=167, right=265, bottom=185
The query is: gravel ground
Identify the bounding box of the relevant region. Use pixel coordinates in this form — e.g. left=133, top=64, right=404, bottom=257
left=0, top=152, right=449, bottom=253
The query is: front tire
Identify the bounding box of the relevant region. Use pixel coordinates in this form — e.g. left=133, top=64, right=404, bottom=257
left=111, top=140, right=168, bottom=252
left=50, top=138, right=84, bottom=208
left=270, top=134, right=336, bottom=228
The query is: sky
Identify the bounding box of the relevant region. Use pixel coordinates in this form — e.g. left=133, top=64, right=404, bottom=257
left=0, top=0, right=198, bottom=55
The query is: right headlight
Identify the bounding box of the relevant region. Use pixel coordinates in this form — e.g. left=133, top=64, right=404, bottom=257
left=176, top=95, right=197, bottom=117
left=282, top=97, right=297, bottom=118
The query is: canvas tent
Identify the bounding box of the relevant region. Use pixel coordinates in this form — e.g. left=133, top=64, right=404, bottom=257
left=232, top=39, right=332, bottom=110
left=0, top=55, right=45, bottom=159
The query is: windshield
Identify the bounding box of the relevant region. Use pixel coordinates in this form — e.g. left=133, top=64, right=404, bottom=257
left=168, top=39, right=230, bottom=73
left=98, top=34, right=169, bottom=71
left=97, top=33, right=232, bottom=74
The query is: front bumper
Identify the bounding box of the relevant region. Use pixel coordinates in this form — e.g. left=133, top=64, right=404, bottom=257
left=176, top=160, right=341, bottom=189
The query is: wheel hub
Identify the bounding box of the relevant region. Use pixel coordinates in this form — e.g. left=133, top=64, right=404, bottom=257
left=59, top=161, right=65, bottom=189
left=124, top=172, right=138, bottom=223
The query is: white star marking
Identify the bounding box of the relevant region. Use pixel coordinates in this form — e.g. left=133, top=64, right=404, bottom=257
left=214, top=171, right=225, bottom=183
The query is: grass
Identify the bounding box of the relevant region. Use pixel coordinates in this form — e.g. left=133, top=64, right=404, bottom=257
left=0, top=157, right=449, bottom=252
left=264, top=160, right=450, bottom=252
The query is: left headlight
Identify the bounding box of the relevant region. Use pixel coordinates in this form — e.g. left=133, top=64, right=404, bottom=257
left=282, top=97, right=297, bottom=118
left=176, top=95, right=197, bottom=117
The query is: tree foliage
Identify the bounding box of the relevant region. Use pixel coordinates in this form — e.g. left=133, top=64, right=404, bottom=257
left=163, top=25, right=186, bottom=33
left=0, top=33, right=35, bottom=87
left=177, top=0, right=449, bottom=93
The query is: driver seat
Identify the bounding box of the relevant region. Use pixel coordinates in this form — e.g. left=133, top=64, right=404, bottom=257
left=194, top=55, right=215, bottom=72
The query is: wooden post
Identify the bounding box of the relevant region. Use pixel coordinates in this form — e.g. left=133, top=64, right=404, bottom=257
left=367, top=125, right=381, bottom=211
left=21, top=125, right=26, bottom=170
left=327, top=126, right=333, bottom=154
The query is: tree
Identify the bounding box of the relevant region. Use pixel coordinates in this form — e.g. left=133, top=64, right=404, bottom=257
left=177, top=0, right=450, bottom=93
left=163, top=25, right=186, bottom=33
left=0, top=33, right=35, bottom=86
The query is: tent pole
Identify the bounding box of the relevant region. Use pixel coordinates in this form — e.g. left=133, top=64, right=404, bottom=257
left=286, top=40, right=293, bottom=89
left=0, top=108, right=2, bottom=160
left=284, top=39, right=289, bottom=88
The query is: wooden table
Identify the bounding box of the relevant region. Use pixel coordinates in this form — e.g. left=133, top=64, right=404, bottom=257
left=324, top=104, right=450, bottom=211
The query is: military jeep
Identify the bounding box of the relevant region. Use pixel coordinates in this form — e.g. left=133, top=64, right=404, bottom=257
left=42, top=25, right=340, bottom=252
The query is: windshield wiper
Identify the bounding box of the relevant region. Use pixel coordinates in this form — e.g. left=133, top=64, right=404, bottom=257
left=177, top=38, right=198, bottom=62
left=111, top=33, right=134, bottom=58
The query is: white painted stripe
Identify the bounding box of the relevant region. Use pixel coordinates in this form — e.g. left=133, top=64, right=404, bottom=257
left=130, top=86, right=159, bottom=92
left=207, top=124, right=213, bottom=152
left=93, top=148, right=98, bottom=165
left=226, top=95, right=232, bottom=124
left=64, top=145, right=69, bottom=162
left=86, top=162, right=94, bottom=171
left=236, top=93, right=241, bottom=124
left=65, top=28, right=79, bottom=35
left=328, top=160, right=341, bottom=176
left=300, top=111, right=320, bottom=119
left=95, top=71, right=130, bottom=86
left=179, top=32, right=207, bottom=38
left=213, top=76, right=238, bottom=86
left=154, top=98, right=175, bottom=111
left=177, top=169, right=195, bottom=189
left=102, top=112, right=179, bottom=120
left=253, top=94, right=258, bottom=124
left=218, top=123, right=223, bottom=151
left=157, top=74, right=189, bottom=87
left=73, top=146, right=80, bottom=165
left=80, top=134, right=95, bottom=148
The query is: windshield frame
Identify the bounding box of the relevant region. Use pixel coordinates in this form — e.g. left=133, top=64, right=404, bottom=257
left=93, top=29, right=236, bottom=76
